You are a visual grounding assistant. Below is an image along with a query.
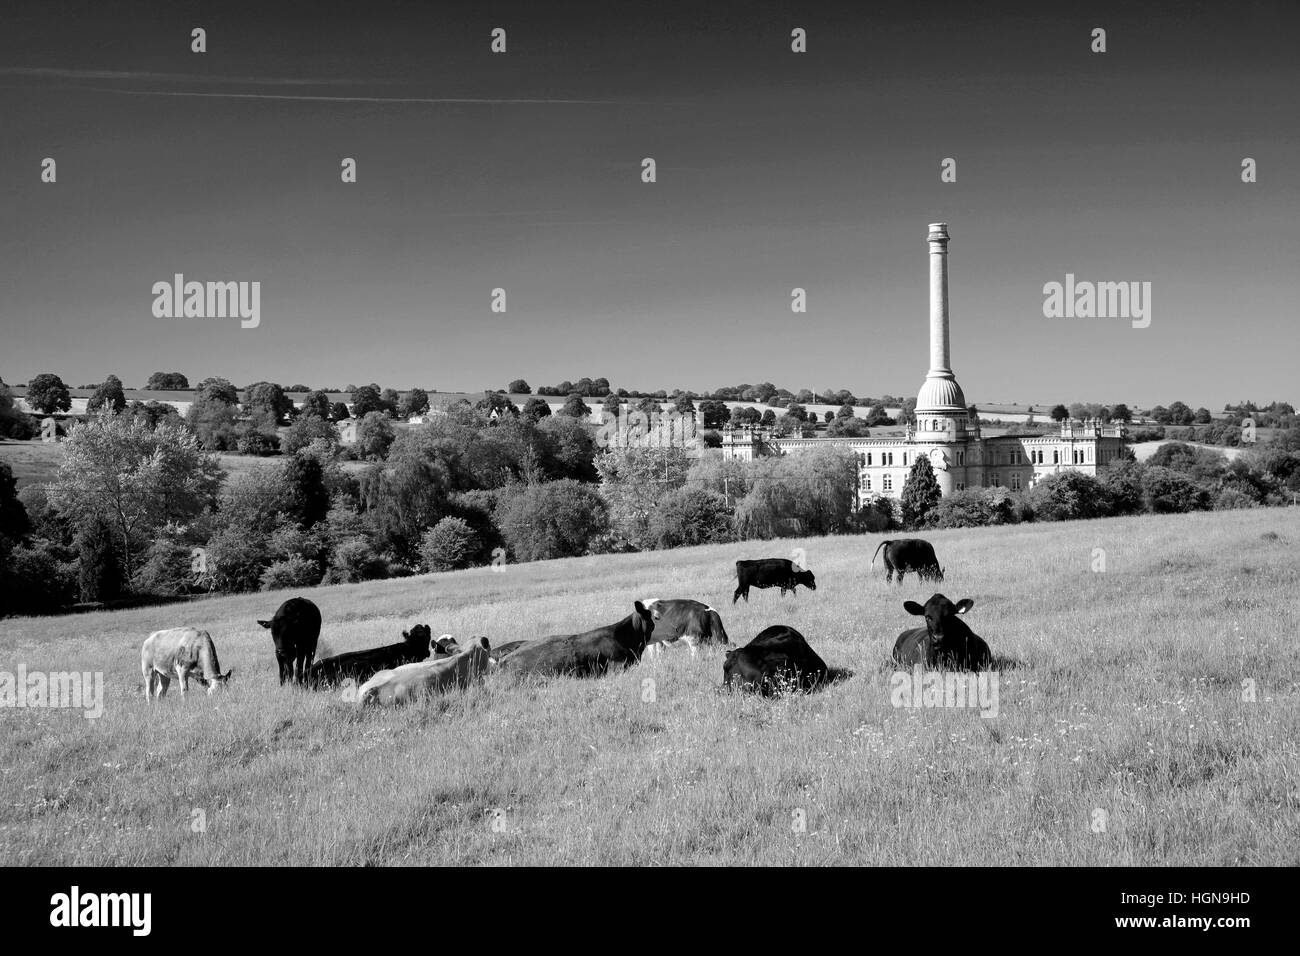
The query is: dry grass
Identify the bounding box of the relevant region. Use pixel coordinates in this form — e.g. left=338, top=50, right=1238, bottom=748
left=1, top=507, right=1297, bottom=865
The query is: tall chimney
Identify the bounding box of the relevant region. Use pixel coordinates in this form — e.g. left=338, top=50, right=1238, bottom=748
left=928, top=222, right=951, bottom=374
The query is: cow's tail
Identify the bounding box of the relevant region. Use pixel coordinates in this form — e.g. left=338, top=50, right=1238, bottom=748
left=871, top=540, right=891, bottom=568
left=707, top=609, right=730, bottom=646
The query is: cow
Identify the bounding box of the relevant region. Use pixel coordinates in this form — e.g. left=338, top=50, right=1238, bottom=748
left=723, top=625, right=828, bottom=696
left=891, top=593, right=991, bottom=671
left=733, top=559, right=817, bottom=604
left=640, top=599, right=729, bottom=659
left=358, top=637, right=492, bottom=706
left=488, top=640, right=528, bottom=665
left=257, top=597, right=321, bottom=686
left=141, top=627, right=232, bottom=702
left=497, top=601, right=656, bottom=678
left=871, top=538, right=944, bottom=584
left=306, top=624, right=435, bottom=689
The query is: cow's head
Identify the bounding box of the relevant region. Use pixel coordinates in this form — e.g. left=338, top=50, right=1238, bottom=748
left=722, top=647, right=743, bottom=686
left=632, top=601, right=656, bottom=642
left=404, top=624, right=433, bottom=650
left=903, top=594, right=973, bottom=641
left=795, top=569, right=817, bottom=591
left=432, top=635, right=459, bottom=658
left=204, top=669, right=233, bottom=694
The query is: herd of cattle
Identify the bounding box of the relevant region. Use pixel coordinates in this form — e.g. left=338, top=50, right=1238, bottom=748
left=139, top=538, right=989, bottom=706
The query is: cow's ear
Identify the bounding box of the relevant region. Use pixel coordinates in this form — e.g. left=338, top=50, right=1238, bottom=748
left=955, top=599, right=974, bottom=614
left=903, top=601, right=925, bottom=616
left=257, top=620, right=270, bottom=629
left=634, top=600, right=650, bottom=617
left=402, top=629, right=410, bottom=639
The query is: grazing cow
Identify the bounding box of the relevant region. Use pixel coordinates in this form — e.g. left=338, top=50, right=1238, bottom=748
left=641, top=599, right=729, bottom=659
left=872, top=538, right=944, bottom=584
left=723, top=625, right=828, bottom=696
left=358, top=637, right=491, bottom=706
left=257, top=597, right=321, bottom=686
left=891, top=593, right=991, bottom=671
left=497, top=602, right=656, bottom=678
left=733, top=559, right=817, bottom=604
left=306, top=624, right=434, bottom=689
left=141, top=628, right=232, bottom=702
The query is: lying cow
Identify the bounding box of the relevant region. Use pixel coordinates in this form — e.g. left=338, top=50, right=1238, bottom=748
left=141, top=627, right=232, bottom=702
left=306, top=624, right=435, bottom=689
left=641, top=599, right=729, bottom=659
left=497, top=601, right=656, bottom=678
left=892, top=593, right=991, bottom=670
left=723, top=625, right=827, bottom=696
left=733, top=559, right=817, bottom=604
left=257, top=596, right=321, bottom=686
left=488, top=640, right=527, bottom=665
left=872, top=538, right=944, bottom=584
left=358, top=637, right=491, bottom=706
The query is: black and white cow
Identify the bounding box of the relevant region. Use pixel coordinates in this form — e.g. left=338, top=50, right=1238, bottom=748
left=733, top=559, right=817, bottom=604
left=871, top=538, right=944, bottom=584
left=257, top=596, right=321, bottom=686
left=497, top=602, right=656, bottom=678
left=641, top=599, right=729, bottom=659
left=723, top=625, right=828, bottom=696
left=306, top=624, right=435, bottom=689
left=891, top=593, right=991, bottom=671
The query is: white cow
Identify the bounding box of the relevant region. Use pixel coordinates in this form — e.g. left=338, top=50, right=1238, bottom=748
left=141, top=627, right=232, bottom=702
left=357, top=637, right=490, bottom=706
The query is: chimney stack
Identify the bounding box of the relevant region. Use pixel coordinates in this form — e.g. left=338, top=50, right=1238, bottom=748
left=928, top=222, right=951, bottom=375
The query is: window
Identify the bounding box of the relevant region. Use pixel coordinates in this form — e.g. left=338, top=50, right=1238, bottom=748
left=863, top=475, right=872, bottom=491
left=955, top=482, right=965, bottom=491
left=1011, top=473, right=1022, bottom=491
left=1053, top=450, right=1060, bottom=464
left=957, top=450, right=965, bottom=466
left=883, top=474, right=893, bottom=492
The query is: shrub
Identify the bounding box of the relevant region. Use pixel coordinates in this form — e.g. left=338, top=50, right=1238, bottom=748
left=419, top=517, right=480, bottom=572
left=0, top=539, right=78, bottom=615
left=134, top=537, right=198, bottom=596
left=647, top=487, right=732, bottom=549
left=236, top=430, right=281, bottom=456
left=1213, top=487, right=1257, bottom=511
left=1141, top=466, right=1212, bottom=513
left=930, top=488, right=1015, bottom=529
left=1025, top=471, right=1108, bottom=522
left=325, top=536, right=389, bottom=583
left=202, top=526, right=274, bottom=593
left=260, top=555, right=322, bottom=590
left=495, top=480, right=608, bottom=561
left=281, top=415, right=340, bottom=456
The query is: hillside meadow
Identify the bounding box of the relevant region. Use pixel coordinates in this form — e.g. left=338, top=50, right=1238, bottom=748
left=1, top=507, right=1297, bottom=865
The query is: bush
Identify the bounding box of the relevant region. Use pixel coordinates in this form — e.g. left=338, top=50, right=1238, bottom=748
left=236, top=430, right=281, bottom=456
left=355, top=411, right=395, bottom=460
left=1025, top=471, right=1108, bottom=522
left=1213, top=487, right=1257, bottom=510
left=0, top=540, right=78, bottom=615
left=647, top=487, right=732, bottom=549
left=930, top=488, right=1015, bottom=529
left=202, top=526, right=273, bottom=593
left=281, top=415, right=340, bottom=456
left=419, top=517, right=480, bottom=572
left=260, top=555, right=322, bottom=590
left=1141, top=466, right=1212, bottom=513
left=495, top=480, right=608, bottom=561
left=325, top=536, right=390, bottom=583
left=134, top=537, right=198, bottom=596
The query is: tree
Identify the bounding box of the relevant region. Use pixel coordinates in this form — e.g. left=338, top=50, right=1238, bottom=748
left=281, top=415, right=339, bottom=456
left=730, top=405, right=761, bottom=426
left=380, top=388, right=402, bottom=415
left=26, top=373, right=71, bottom=414
left=1166, top=401, right=1194, bottom=426
left=0, top=461, right=30, bottom=544
left=399, top=388, right=430, bottom=418
left=195, top=377, right=239, bottom=406
left=760, top=409, right=777, bottom=426
left=647, top=487, right=731, bottom=549
left=826, top=415, right=871, bottom=438
left=356, top=411, right=396, bottom=460
left=145, top=372, right=190, bottom=391
left=301, top=389, right=333, bottom=419
left=75, top=515, right=123, bottom=602
left=560, top=393, right=591, bottom=418
left=508, top=379, right=531, bottom=395
left=350, top=384, right=386, bottom=418
left=243, top=381, right=294, bottom=423
left=475, top=390, right=519, bottom=420
left=330, top=402, right=351, bottom=422
left=0, top=381, right=36, bottom=438
left=283, top=453, right=330, bottom=528
left=46, top=411, right=223, bottom=580
left=495, top=480, right=608, bottom=561
left=673, top=394, right=696, bottom=417
left=595, top=446, right=693, bottom=550
left=419, top=517, right=480, bottom=572
left=187, top=383, right=241, bottom=451
left=1050, top=404, right=1069, bottom=422
left=1026, top=471, right=1107, bottom=521
left=1109, top=403, right=1132, bottom=423
left=900, top=456, right=942, bottom=529
left=1193, top=407, right=1213, bottom=424
left=733, top=447, right=858, bottom=539
left=88, top=374, right=127, bottom=413
left=522, top=397, right=552, bottom=424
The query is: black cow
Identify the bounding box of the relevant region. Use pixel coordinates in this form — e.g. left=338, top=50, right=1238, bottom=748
left=891, top=593, right=991, bottom=671
left=871, top=538, right=944, bottom=584
left=497, top=602, right=656, bottom=678
left=488, top=640, right=528, bottom=664
left=257, top=597, right=321, bottom=686
left=641, top=599, right=729, bottom=658
left=733, top=559, right=817, bottom=604
left=723, top=625, right=828, bottom=696
left=306, top=624, right=434, bottom=689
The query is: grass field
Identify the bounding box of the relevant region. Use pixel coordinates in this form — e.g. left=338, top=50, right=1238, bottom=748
left=1, top=508, right=1297, bottom=865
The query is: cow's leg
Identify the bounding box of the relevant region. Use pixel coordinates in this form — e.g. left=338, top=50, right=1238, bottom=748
left=143, top=670, right=154, bottom=702
left=175, top=667, right=189, bottom=700
left=154, top=674, right=170, bottom=700
left=277, top=654, right=291, bottom=686
left=681, top=634, right=699, bottom=658
left=733, top=586, right=743, bottom=604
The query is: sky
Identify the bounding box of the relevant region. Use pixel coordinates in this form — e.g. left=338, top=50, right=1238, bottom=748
left=1, top=0, right=1297, bottom=410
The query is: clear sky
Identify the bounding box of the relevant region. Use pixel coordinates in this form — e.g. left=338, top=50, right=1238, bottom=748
left=1, top=0, right=1296, bottom=410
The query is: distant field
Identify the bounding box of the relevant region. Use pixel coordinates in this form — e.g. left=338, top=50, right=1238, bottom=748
left=1, top=508, right=1296, bottom=865
left=0, top=439, right=367, bottom=488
